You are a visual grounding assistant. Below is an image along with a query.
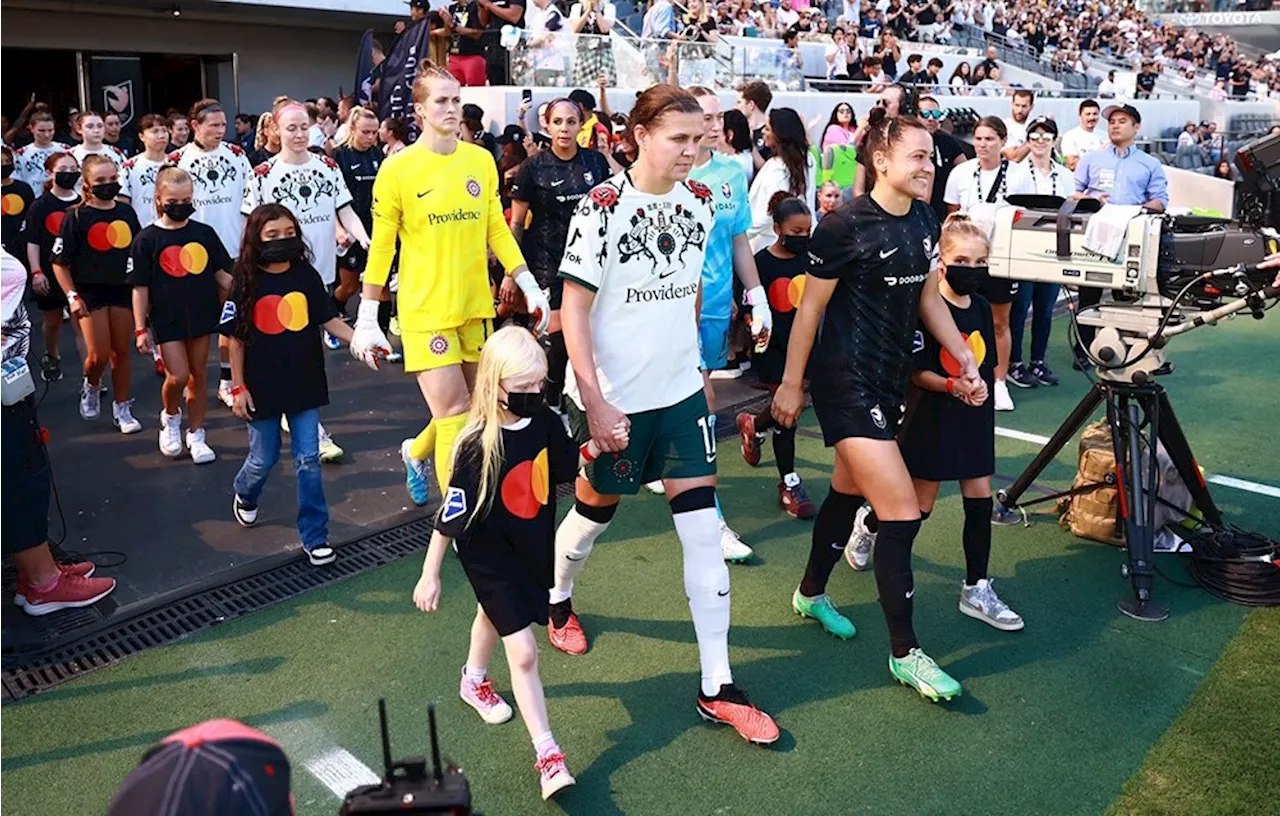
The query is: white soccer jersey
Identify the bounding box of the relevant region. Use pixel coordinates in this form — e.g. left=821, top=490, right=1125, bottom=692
left=559, top=172, right=713, bottom=415
left=171, top=142, right=254, bottom=257
left=70, top=143, right=125, bottom=170
left=243, top=153, right=353, bottom=286
left=13, top=142, right=70, bottom=192
left=119, top=155, right=167, bottom=228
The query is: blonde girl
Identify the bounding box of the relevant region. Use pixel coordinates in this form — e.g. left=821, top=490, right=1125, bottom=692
left=128, top=167, right=234, bottom=462
left=413, top=326, right=624, bottom=801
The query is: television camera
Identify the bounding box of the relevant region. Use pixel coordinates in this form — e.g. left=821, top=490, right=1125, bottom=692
left=341, top=701, right=473, bottom=814
left=984, top=131, right=1280, bottom=621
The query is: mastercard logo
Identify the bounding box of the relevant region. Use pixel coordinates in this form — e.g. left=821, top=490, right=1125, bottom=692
left=501, top=448, right=550, bottom=520
left=44, top=211, right=65, bottom=237
left=1, top=193, right=25, bottom=217
left=253, top=292, right=309, bottom=335
left=941, top=331, right=988, bottom=376
left=767, top=275, right=806, bottom=314
left=87, top=220, right=133, bottom=251
left=160, top=243, right=209, bottom=278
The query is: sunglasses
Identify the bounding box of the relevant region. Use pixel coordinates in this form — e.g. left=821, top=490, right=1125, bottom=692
left=918, top=109, right=947, bottom=120
left=1027, top=132, right=1056, bottom=142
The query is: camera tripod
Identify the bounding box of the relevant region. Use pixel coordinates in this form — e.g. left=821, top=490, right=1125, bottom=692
left=996, top=379, right=1223, bottom=622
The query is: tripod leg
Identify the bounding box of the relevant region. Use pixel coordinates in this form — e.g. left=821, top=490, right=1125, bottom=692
left=1155, top=391, right=1223, bottom=528
left=998, top=383, right=1105, bottom=509
left=1113, top=392, right=1168, bottom=622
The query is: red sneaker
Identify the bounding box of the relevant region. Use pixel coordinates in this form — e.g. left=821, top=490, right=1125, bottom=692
left=696, top=684, right=780, bottom=745
left=778, top=481, right=817, bottom=520
left=736, top=412, right=762, bottom=467
left=13, top=561, right=96, bottom=606
left=22, top=573, right=116, bottom=616
left=548, top=612, right=588, bottom=655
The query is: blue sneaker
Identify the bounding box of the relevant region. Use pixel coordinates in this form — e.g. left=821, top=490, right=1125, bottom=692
left=401, top=438, right=430, bottom=506
left=322, top=330, right=341, bottom=350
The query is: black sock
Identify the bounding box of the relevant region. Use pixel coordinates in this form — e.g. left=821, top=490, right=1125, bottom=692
left=549, top=598, right=573, bottom=628
left=332, top=292, right=351, bottom=321
left=753, top=403, right=775, bottom=432
left=772, top=426, right=796, bottom=481
left=377, top=299, right=393, bottom=335
left=220, top=363, right=231, bottom=384
left=874, top=518, right=923, bottom=658
left=962, top=496, right=993, bottom=586
left=546, top=332, right=567, bottom=409
left=799, top=488, right=865, bottom=597
left=865, top=510, right=879, bottom=533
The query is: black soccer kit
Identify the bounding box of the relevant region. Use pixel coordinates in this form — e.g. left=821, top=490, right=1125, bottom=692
left=807, top=195, right=941, bottom=445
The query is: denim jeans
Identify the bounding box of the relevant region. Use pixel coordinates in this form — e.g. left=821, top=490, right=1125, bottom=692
left=233, top=408, right=328, bottom=548
left=1009, top=282, right=1061, bottom=365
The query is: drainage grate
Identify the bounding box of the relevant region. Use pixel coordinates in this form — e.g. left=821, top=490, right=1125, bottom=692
left=1, top=395, right=769, bottom=703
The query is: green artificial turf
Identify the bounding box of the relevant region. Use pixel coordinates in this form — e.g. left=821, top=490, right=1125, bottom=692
left=1, top=314, right=1275, bottom=815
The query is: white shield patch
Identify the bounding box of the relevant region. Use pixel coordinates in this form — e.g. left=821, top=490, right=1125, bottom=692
left=440, top=486, right=468, bottom=524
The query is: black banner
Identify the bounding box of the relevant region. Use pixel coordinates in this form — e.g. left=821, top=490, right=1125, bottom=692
left=88, top=56, right=143, bottom=130
left=378, top=19, right=430, bottom=141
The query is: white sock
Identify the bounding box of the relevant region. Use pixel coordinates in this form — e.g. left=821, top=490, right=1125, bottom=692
left=783, top=472, right=800, bottom=488
left=532, top=731, right=558, bottom=757
left=549, top=507, right=611, bottom=604
left=463, top=665, right=487, bottom=683
left=673, top=505, right=732, bottom=697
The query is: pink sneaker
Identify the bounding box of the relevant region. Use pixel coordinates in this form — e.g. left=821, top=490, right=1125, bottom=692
left=13, top=561, right=96, bottom=606
left=459, top=673, right=513, bottom=725
left=535, top=751, right=576, bottom=800
left=22, top=573, right=116, bottom=616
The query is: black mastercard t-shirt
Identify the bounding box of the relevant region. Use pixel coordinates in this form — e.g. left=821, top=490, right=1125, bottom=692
left=22, top=191, right=78, bottom=273
left=52, top=202, right=141, bottom=287
left=1, top=180, right=36, bottom=263
left=807, top=194, right=941, bottom=405
left=218, top=260, right=337, bottom=419
left=128, top=220, right=232, bottom=343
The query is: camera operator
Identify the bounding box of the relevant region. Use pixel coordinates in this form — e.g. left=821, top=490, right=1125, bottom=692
left=1069, top=104, right=1169, bottom=370
left=1, top=248, right=116, bottom=615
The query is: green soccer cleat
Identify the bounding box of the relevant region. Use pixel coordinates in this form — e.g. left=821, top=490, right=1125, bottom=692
left=791, top=588, right=856, bottom=640
left=889, top=648, right=962, bottom=702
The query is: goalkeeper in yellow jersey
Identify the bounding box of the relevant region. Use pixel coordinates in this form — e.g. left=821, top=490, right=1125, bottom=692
left=351, top=67, right=550, bottom=504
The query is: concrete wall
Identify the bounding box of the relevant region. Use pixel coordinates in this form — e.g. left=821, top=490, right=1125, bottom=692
left=1, top=8, right=367, bottom=114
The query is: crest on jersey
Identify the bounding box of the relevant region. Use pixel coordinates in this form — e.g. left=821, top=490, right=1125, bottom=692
left=923, top=235, right=933, bottom=256
left=465, top=177, right=481, bottom=198
left=912, top=330, right=924, bottom=354
left=440, top=487, right=468, bottom=523
left=103, top=81, right=134, bottom=127
left=583, top=171, right=594, bottom=184
left=219, top=300, right=237, bottom=325
left=721, top=183, right=732, bottom=199
left=870, top=405, right=887, bottom=430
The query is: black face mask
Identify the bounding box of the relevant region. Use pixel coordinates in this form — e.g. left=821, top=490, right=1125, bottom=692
left=502, top=389, right=545, bottom=418
left=1, top=165, right=12, bottom=180
left=91, top=182, right=121, bottom=201
left=944, top=264, right=989, bottom=297
left=780, top=234, right=809, bottom=256
left=163, top=201, right=197, bottom=222
left=259, top=236, right=305, bottom=264
left=55, top=171, right=80, bottom=190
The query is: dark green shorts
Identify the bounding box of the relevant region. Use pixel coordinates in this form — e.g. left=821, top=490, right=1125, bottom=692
left=567, top=390, right=717, bottom=496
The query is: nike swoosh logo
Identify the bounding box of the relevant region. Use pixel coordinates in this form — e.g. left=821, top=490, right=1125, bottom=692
left=550, top=179, right=564, bottom=187
left=417, top=189, right=434, bottom=198
left=831, top=542, right=845, bottom=550
left=565, top=554, right=586, bottom=562
left=879, top=248, right=900, bottom=259
left=906, top=589, right=915, bottom=599
left=717, top=589, right=730, bottom=597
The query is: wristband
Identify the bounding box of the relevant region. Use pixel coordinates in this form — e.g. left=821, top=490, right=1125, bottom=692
left=579, top=441, right=596, bottom=462
left=135, top=328, right=149, bottom=338
left=945, top=376, right=955, bottom=395
left=67, top=290, right=79, bottom=301
left=32, top=269, right=44, bottom=278
left=229, top=384, right=247, bottom=397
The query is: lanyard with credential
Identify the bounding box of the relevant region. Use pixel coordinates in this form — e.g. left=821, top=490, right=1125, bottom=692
left=975, top=158, right=1008, bottom=205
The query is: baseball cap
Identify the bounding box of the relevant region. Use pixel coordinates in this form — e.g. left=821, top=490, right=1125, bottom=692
left=461, top=103, right=485, bottom=121
left=407, top=0, right=429, bottom=8
left=107, top=720, right=292, bottom=816
left=497, top=124, right=525, bottom=144
left=1027, top=115, right=1058, bottom=137
left=568, top=89, right=596, bottom=111
left=1102, top=104, right=1141, bottom=124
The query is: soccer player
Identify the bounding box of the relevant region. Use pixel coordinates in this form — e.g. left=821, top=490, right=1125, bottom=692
left=772, top=111, right=982, bottom=702
left=546, top=85, right=779, bottom=745
left=350, top=66, right=550, bottom=505
left=13, top=113, right=70, bottom=194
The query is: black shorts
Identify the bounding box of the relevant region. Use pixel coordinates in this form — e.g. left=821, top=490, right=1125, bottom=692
left=1, top=397, right=51, bottom=556
left=151, top=303, right=221, bottom=344
left=340, top=244, right=367, bottom=277
left=33, top=276, right=69, bottom=312
left=979, top=276, right=1019, bottom=305
left=811, top=385, right=905, bottom=446
left=78, top=283, right=131, bottom=312
left=462, top=564, right=549, bottom=637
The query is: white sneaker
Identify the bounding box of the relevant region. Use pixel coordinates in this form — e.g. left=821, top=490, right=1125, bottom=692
left=112, top=399, right=142, bottom=434
left=844, top=504, right=876, bottom=571
left=158, top=410, right=184, bottom=457
left=994, top=379, right=1014, bottom=412
left=187, top=428, right=216, bottom=464
left=217, top=381, right=236, bottom=408
left=720, top=520, right=754, bottom=563
left=79, top=378, right=101, bottom=420
left=959, top=578, right=1025, bottom=631
left=644, top=480, right=665, bottom=495
left=318, top=424, right=344, bottom=462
